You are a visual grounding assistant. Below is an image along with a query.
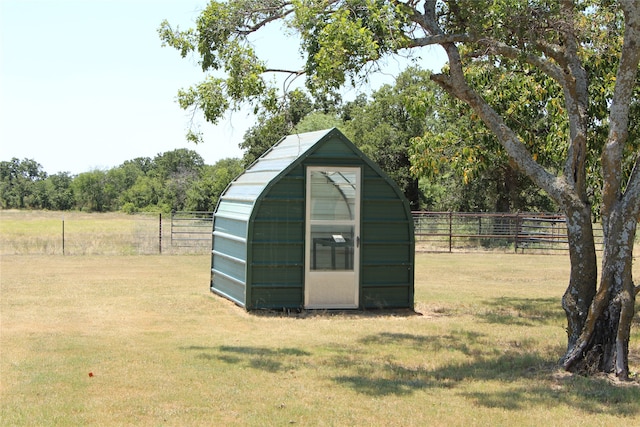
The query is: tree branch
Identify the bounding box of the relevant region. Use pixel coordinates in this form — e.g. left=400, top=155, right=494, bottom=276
left=406, top=33, right=471, bottom=47
left=602, top=0, right=640, bottom=221
left=477, top=39, right=567, bottom=85
left=237, top=4, right=296, bottom=35
left=263, top=68, right=305, bottom=75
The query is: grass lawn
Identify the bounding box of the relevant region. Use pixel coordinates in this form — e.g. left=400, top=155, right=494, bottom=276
left=1, top=252, right=639, bottom=426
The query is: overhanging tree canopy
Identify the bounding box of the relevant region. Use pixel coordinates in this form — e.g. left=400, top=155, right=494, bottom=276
left=160, top=0, right=640, bottom=380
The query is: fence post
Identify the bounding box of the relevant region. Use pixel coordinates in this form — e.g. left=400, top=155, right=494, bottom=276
left=159, top=213, right=162, bottom=254
left=514, top=212, right=520, bottom=253
left=170, top=211, right=174, bottom=247
left=62, top=215, right=65, bottom=256
left=449, top=211, right=453, bottom=253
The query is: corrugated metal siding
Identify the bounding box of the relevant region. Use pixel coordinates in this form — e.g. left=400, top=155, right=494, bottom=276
left=360, top=164, right=414, bottom=309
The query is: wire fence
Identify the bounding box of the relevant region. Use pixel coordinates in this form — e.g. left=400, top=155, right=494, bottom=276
left=1, top=210, right=608, bottom=256
left=413, top=211, right=605, bottom=253
left=0, top=211, right=212, bottom=256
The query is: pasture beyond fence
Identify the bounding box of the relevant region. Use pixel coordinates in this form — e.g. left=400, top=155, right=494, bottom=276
left=0, top=210, right=605, bottom=255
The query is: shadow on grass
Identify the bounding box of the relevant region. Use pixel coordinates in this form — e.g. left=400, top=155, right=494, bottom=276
left=359, top=330, right=488, bottom=357
left=182, top=345, right=310, bottom=373
left=182, top=336, right=639, bottom=416
left=462, top=375, right=640, bottom=416
left=479, top=297, right=564, bottom=326
left=331, top=351, right=554, bottom=396
left=338, top=333, right=640, bottom=416
left=332, top=331, right=547, bottom=396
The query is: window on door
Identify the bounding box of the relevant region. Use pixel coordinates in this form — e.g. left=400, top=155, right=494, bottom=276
left=308, top=170, right=358, bottom=271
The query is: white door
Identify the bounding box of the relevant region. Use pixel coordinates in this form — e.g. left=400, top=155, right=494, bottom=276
left=305, top=167, right=360, bottom=309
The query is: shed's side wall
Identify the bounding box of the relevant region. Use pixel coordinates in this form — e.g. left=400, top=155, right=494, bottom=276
left=211, top=199, right=251, bottom=307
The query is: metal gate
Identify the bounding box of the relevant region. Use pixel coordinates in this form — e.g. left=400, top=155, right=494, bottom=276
left=170, top=211, right=214, bottom=249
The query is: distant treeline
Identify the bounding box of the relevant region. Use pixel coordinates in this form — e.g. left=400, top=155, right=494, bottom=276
left=0, top=150, right=243, bottom=213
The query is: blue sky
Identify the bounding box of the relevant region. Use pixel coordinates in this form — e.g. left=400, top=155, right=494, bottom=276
left=1, top=0, right=446, bottom=175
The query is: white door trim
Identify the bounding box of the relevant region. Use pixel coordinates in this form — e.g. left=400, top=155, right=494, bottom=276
left=304, top=166, right=361, bottom=309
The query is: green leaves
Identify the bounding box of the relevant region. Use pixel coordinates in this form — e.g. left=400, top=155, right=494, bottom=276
left=292, top=0, right=407, bottom=94
left=160, top=1, right=277, bottom=132
left=158, top=19, right=196, bottom=58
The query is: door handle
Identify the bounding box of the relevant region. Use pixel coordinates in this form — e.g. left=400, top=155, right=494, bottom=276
left=356, top=236, right=360, bottom=248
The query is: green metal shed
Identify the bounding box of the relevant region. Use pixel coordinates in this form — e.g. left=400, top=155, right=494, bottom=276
left=211, top=128, right=414, bottom=310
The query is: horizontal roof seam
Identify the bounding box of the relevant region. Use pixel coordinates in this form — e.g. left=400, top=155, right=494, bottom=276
left=251, top=283, right=303, bottom=288
left=362, top=262, right=414, bottom=266
left=212, top=250, right=247, bottom=265
left=210, top=287, right=246, bottom=308
left=220, top=197, right=258, bottom=202
left=212, top=231, right=247, bottom=243
left=211, top=269, right=245, bottom=286
left=362, top=283, right=413, bottom=287
left=251, top=262, right=304, bottom=267
left=214, top=210, right=251, bottom=218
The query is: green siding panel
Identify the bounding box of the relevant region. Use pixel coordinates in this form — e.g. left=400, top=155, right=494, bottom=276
left=213, top=235, right=246, bottom=260
left=251, top=265, right=304, bottom=285
left=214, top=216, right=247, bottom=239
left=252, top=221, right=304, bottom=243
left=362, top=200, right=409, bottom=221
left=362, top=221, right=412, bottom=242
left=251, top=242, right=304, bottom=265
left=362, top=244, right=412, bottom=264
left=254, top=200, right=304, bottom=221
left=312, top=140, right=360, bottom=158
left=264, top=178, right=304, bottom=199
left=212, top=253, right=246, bottom=282
left=211, top=274, right=245, bottom=306
left=250, top=287, right=304, bottom=309
left=362, top=287, right=412, bottom=309
left=363, top=180, right=398, bottom=200
left=361, top=265, right=412, bottom=285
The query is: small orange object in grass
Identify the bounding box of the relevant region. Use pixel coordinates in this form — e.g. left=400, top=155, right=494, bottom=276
left=88, top=372, right=94, bottom=377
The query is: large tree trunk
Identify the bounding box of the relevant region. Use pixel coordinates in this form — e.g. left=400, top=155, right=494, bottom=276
left=562, top=205, right=638, bottom=379
left=561, top=0, right=640, bottom=379
left=561, top=204, right=598, bottom=351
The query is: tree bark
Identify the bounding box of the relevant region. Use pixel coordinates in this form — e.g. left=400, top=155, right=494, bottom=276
left=561, top=204, right=598, bottom=352
left=562, top=206, right=637, bottom=379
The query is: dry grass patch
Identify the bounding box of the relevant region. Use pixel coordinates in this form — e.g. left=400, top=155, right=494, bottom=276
left=1, top=253, right=639, bottom=426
